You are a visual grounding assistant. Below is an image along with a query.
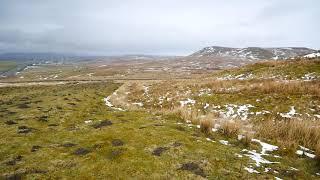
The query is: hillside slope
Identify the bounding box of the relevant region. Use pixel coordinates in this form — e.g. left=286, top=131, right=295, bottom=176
left=190, top=46, right=317, bottom=60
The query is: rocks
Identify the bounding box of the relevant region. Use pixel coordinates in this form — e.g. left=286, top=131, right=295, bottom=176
left=111, top=139, right=124, bottom=147
left=48, top=123, right=58, bottom=127
left=178, top=162, right=206, bottom=178
left=73, top=148, right=91, bottom=155
left=92, top=120, right=113, bottom=129
left=31, top=145, right=41, bottom=152
left=17, top=126, right=32, bottom=134
left=152, top=147, right=169, bottom=156
left=5, top=120, right=17, bottom=125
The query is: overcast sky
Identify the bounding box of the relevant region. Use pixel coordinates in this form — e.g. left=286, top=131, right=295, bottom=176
left=0, top=0, right=319, bottom=55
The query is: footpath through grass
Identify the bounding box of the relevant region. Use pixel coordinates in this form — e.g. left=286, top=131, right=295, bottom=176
left=0, top=82, right=318, bottom=179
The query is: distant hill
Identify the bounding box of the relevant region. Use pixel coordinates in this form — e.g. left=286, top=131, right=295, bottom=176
left=190, top=46, right=317, bottom=60
left=0, top=52, right=105, bottom=64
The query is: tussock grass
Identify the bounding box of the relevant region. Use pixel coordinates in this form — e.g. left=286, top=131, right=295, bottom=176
left=220, top=120, right=242, bottom=137
left=256, top=118, right=320, bottom=154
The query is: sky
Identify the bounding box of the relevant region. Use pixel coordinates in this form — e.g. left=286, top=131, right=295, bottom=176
left=0, top=0, right=319, bottom=55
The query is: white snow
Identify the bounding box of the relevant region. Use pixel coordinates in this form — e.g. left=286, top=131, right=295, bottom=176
left=274, top=177, right=283, bottom=180
left=132, top=102, right=143, bottom=107
left=104, top=96, right=113, bottom=107
left=204, top=103, right=210, bottom=109
left=296, top=150, right=316, bottom=158
left=219, top=140, right=229, bottom=145
left=220, top=104, right=254, bottom=120
left=84, top=120, right=92, bottom=124
left=304, top=52, right=320, bottom=58
left=301, top=72, right=317, bottom=81
left=235, top=153, right=243, bottom=158
left=238, top=134, right=245, bottom=141
left=103, top=96, right=124, bottom=111
left=244, top=167, right=260, bottom=174
left=199, top=88, right=212, bottom=96
left=289, top=167, right=299, bottom=171
left=180, top=98, right=196, bottom=107
left=242, top=149, right=279, bottom=167
left=251, top=139, right=278, bottom=155
left=206, top=138, right=215, bottom=142
left=279, top=106, right=297, bottom=118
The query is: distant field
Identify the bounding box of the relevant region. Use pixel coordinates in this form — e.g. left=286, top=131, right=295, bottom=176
left=0, top=61, right=17, bottom=72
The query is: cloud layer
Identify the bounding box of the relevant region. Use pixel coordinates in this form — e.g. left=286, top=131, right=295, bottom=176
left=0, top=0, right=319, bottom=55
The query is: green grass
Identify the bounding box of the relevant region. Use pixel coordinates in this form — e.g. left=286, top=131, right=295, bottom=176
left=0, top=82, right=319, bottom=179
left=0, top=61, right=17, bottom=72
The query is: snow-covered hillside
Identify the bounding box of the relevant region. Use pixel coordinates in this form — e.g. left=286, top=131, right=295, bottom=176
left=190, top=46, right=317, bottom=60
left=304, top=52, right=320, bottom=58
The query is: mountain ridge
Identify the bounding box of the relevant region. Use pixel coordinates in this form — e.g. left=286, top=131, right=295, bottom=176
left=190, top=46, right=317, bottom=60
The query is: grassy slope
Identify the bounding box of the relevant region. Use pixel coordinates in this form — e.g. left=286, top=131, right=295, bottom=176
left=0, top=61, right=17, bottom=72
left=216, top=59, right=320, bottom=79
left=0, top=82, right=260, bottom=179
left=1, top=62, right=320, bottom=179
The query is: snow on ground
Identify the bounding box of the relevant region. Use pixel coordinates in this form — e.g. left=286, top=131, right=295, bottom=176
left=84, top=120, right=92, bottom=124
left=242, top=149, right=279, bottom=167
left=301, top=72, right=317, bottom=81
left=251, top=139, right=278, bottom=155
left=104, top=96, right=113, bottom=107
left=296, top=145, right=316, bottom=158
left=279, top=106, right=297, bottom=118
left=103, top=96, right=124, bottom=111
left=199, top=88, right=212, bottom=96
left=217, top=73, right=253, bottom=80
left=242, top=139, right=280, bottom=167
left=87, top=73, right=94, bottom=77
left=180, top=98, right=196, bottom=107
left=244, top=166, right=260, bottom=174
left=219, top=104, right=254, bottom=120
left=132, top=102, right=144, bottom=107
left=304, top=52, right=320, bottom=58
left=206, top=138, right=215, bottom=142
left=219, top=140, right=229, bottom=145
left=143, top=85, right=149, bottom=96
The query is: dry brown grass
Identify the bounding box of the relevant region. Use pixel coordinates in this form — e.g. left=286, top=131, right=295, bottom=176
left=256, top=118, right=320, bottom=153
left=220, top=120, right=242, bottom=137
left=246, top=80, right=320, bottom=95
left=199, top=118, right=213, bottom=134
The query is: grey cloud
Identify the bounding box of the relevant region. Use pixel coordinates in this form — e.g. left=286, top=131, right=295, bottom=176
left=0, top=0, right=319, bottom=55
